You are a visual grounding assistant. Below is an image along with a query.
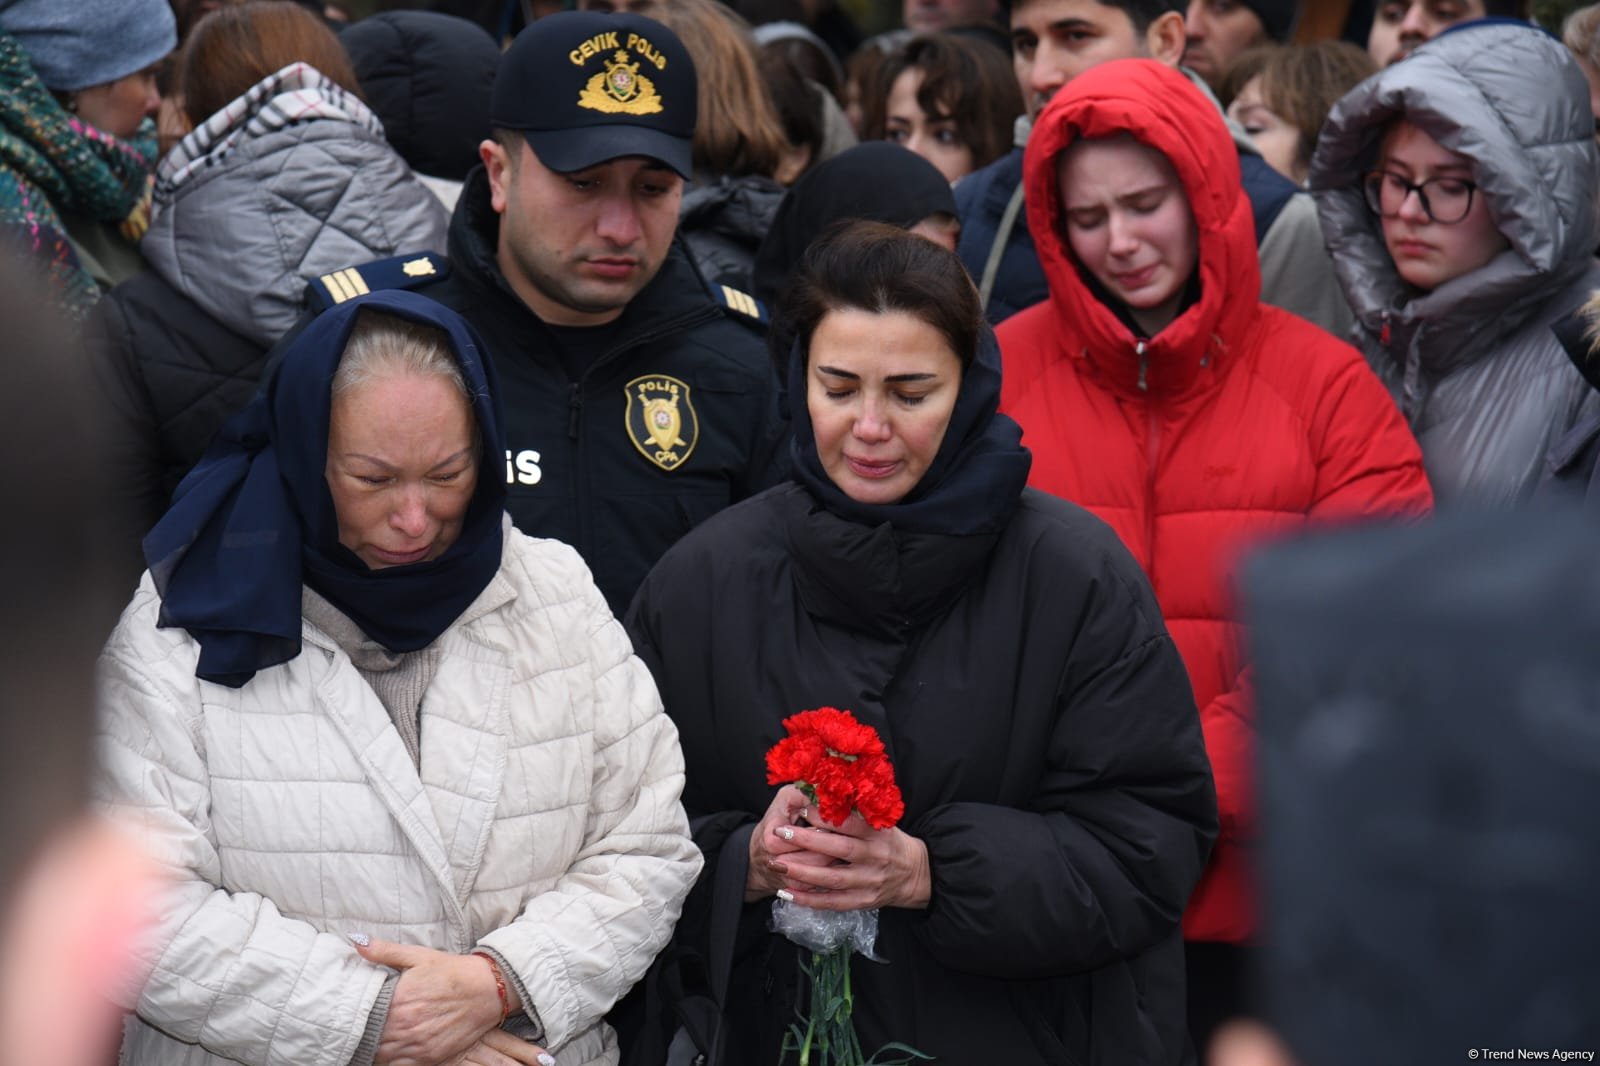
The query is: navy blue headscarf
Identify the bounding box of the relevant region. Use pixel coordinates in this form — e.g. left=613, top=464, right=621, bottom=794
left=786, top=324, right=1032, bottom=535
left=142, top=290, right=508, bottom=687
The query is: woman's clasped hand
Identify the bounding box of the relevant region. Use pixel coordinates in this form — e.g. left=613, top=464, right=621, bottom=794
left=746, top=784, right=932, bottom=911
left=352, top=939, right=554, bottom=1066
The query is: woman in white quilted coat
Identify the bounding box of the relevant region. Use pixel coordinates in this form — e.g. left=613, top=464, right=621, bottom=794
left=94, top=290, right=701, bottom=1066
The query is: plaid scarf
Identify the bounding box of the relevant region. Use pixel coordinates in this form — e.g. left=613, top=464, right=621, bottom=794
left=0, top=32, right=156, bottom=321
left=156, top=62, right=384, bottom=206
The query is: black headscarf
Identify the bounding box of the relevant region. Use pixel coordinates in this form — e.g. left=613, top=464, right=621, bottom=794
left=786, top=324, right=1031, bottom=536
left=751, top=142, right=958, bottom=305
left=142, top=290, right=508, bottom=687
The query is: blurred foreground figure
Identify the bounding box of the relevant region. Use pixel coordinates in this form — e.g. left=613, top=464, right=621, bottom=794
left=1242, top=510, right=1600, bottom=1065
left=0, top=252, right=158, bottom=1066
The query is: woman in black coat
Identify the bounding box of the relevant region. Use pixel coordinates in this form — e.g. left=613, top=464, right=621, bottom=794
left=625, top=221, right=1217, bottom=1066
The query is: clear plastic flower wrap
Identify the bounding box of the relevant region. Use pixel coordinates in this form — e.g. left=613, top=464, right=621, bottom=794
left=770, top=900, right=883, bottom=961
left=763, top=708, right=927, bottom=1065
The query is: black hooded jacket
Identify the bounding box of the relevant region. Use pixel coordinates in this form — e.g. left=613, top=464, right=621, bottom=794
left=625, top=332, right=1217, bottom=1066
left=339, top=11, right=499, bottom=182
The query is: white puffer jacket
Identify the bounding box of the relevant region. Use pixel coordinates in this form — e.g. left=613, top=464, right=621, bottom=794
left=95, top=528, right=701, bottom=1066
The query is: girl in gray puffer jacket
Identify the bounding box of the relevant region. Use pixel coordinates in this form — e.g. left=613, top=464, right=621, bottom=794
left=1310, top=20, right=1600, bottom=508
left=87, top=2, right=449, bottom=588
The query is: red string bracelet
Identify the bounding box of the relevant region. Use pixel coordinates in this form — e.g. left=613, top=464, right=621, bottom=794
left=471, top=951, right=511, bottom=1024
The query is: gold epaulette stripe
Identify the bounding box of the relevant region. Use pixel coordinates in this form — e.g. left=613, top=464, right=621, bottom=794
left=319, top=268, right=372, bottom=304
left=720, top=285, right=759, bottom=318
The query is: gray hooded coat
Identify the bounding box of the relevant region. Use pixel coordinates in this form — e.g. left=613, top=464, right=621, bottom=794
left=140, top=65, right=448, bottom=346
left=1310, top=23, right=1600, bottom=508
left=88, top=65, right=448, bottom=586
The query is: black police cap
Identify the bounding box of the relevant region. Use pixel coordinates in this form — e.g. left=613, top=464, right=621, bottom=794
left=489, top=11, right=697, bottom=178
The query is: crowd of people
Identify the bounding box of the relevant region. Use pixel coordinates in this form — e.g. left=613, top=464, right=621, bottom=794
left=1, top=0, right=1598, bottom=1064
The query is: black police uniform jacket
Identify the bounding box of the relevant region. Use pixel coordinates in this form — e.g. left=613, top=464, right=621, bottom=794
left=402, top=166, right=787, bottom=613
left=625, top=482, right=1218, bottom=1066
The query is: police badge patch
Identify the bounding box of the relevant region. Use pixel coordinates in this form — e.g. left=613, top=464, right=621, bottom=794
left=578, top=50, right=664, bottom=115
left=625, top=374, right=698, bottom=471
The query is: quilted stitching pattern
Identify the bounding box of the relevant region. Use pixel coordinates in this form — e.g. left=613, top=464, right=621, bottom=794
left=1308, top=25, right=1600, bottom=505
left=143, top=116, right=446, bottom=348
left=96, top=532, right=700, bottom=1066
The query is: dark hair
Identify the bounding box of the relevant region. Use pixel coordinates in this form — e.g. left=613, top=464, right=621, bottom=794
left=862, top=32, right=1024, bottom=172
left=947, top=21, right=1013, bottom=55
left=1221, top=40, right=1377, bottom=176
left=778, top=220, right=983, bottom=374
left=760, top=33, right=845, bottom=99
left=1483, top=0, right=1526, bottom=14
left=172, top=0, right=330, bottom=39
left=181, top=0, right=363, bottom=126
left=763, top=51, right=827, bottom=177
left=1105, top=0, right=1185, bottom=30
left=843, top=44, right=893, bottom=132
left=723, top=0, right=807, bottom=25
left=1005, top=0, right=1181, bottom=33
left=491, top=126, right=524, bottom=169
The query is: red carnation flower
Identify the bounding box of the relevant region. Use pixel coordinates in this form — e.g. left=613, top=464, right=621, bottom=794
left=765, top=707, right=905, bottom=830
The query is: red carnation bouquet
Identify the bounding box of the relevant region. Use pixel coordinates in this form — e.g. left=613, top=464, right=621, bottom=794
left=764, top=708, right=929, bottom=1066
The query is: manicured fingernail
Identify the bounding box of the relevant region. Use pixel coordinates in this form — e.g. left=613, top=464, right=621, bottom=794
left=776, top=888, right=795, bottom=901
left=347, top=933, right=370, bottom=947
left=538, top=1054, right=557, bottom=1066
left=776, top=826, right=795, bottom=841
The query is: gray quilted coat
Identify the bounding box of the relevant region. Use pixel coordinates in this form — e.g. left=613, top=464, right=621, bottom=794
left=140, top=65, right=448, bottom=348
left=1310, top=23, right=1600, bottom=507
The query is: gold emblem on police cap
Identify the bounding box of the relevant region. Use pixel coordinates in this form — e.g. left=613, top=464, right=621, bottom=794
left=579, top=50, right=663, bottom=116
left=401, top=256, right=436, bottom=277
left=625, top=374, right=697, bottom=471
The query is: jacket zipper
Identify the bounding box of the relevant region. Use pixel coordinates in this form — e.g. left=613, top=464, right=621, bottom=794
left=1145, top=397, right=1161, bottom=571
left=1134, top=338, right=1159, bottom=567
left=567, top=380, right=594, bottom=569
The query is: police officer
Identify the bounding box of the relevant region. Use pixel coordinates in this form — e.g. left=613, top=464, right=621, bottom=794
left=314, top=11, right=785, bottom=612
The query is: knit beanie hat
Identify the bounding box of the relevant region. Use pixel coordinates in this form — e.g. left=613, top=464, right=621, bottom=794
left=0, top=0, right=178, bottom=92
left=1241, top=0, right=1299, bottom=43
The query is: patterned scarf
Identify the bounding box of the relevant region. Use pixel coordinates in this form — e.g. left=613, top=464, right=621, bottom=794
left=156, top=62, right=384, bottom=205
left=0, top=32, right=156, bottom=321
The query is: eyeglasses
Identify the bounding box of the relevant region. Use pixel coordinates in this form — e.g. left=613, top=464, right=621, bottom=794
left=1363, top=170, right=1479, bottom=225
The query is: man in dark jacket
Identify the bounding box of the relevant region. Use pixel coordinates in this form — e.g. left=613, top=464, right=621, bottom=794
left=955, top=0, right=1350, bottom=335
left=314, top=11, right=786, bottom=613
left=1183, top=0, right=1300, bottom=89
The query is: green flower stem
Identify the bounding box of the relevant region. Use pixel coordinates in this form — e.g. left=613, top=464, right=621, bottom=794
left=780, top=942, right=929, bottom=1066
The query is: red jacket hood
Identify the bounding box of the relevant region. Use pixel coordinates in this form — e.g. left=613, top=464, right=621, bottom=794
left=1023, top=59, right=1262, bottom=398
